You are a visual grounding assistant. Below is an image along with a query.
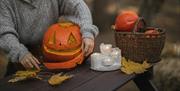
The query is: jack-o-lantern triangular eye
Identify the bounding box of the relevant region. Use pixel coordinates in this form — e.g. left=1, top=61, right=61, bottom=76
left=48, top=31, right=56, bottom=45
left=68, top=33, right=77, bottom=45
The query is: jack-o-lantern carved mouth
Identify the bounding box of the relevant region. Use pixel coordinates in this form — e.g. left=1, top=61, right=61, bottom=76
left=43, top=45, right=82, bottom=55
left=43, top=45, right=82, bottom=62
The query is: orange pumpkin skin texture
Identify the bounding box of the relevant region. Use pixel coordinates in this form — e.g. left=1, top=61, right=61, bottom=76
left=115, top=11, right=138, bottom=32
left=43, top=23, right=82, bottom=51
left=42, top=22, right=84, bottom=69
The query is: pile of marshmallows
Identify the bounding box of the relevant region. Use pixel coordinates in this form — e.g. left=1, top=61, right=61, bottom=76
left=90, top=43, right=122, bottom=71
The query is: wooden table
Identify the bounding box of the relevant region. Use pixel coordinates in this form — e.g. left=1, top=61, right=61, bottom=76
left=0, top=59, right=158, bottom=91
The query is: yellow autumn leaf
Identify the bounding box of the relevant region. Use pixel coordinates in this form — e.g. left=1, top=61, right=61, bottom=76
left=133, top=66, right=146, bottom=74
left=48, top=73, right=73, bottom=86
left=121, top=57, right=127, bottom=66
left=121, top=67, right=133, bottom=75
left=8, top=77, right=27, bottom=83
left=120, top=57, right=152, bottom=75
left=15, top=71, right=37, bottom=77
left=142, top=61, right=152, bottom=69
left=8, top=70, right=40, bottom=83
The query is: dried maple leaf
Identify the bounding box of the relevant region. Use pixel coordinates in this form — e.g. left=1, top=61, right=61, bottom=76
left=8, top=77, right=27, bottom=83
left=8, top=70, right=41, bottom=83
left=48, top=73, right=73, bottom=86
left=120, top=57, right=152, bottom=74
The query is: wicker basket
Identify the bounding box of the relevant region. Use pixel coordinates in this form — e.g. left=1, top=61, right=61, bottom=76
left=114, top=18, right=166, bottom=63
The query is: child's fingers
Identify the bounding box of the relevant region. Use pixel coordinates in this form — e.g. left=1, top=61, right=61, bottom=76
left=83, top=38, right=95, bottom=57
left=20, top=59, right=31, bottom=69
left=84, top=44, right=89, bottom=56
left=20, top=61, right=27, bottom=69
left=32, top=56, right=40, bottom=64
left=85, top=43, right=94, bottom=57
left=29, top=57, right=40, bottom=70
left=25, top=59, right=34, bottom=68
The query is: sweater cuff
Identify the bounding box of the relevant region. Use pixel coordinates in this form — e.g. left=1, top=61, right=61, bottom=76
left=82, top=32, right=94, bottom=40
left=81, top=25, right=99, bottom=40
left=18, top=47, right=29, bottom=63
left=8, top=44, right=29, bottom=63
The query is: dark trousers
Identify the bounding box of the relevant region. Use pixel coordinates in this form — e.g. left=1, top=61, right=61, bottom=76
left=5, top=62, right=25, bottom=76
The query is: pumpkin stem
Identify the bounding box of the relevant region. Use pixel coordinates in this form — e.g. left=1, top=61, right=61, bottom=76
left=59, top=22, right=74, bottom=28
left=58, top=17, right=75, bottom=28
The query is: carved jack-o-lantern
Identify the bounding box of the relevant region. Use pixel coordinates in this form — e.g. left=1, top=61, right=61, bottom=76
left=42, top=22, right=84, bottom=69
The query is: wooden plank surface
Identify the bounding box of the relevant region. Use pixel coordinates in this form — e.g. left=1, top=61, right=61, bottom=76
left=72, top=71, right=135, bottom=91
left=0, top=61, right=135, bottom=91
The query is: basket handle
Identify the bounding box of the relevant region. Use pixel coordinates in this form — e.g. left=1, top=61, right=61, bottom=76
left=132, top=17, right=146, bottom=33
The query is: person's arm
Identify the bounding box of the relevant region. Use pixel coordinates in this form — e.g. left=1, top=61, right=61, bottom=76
left=0, top=1, right=40, bottom=69
left=59, top=0, right=99, bottom=56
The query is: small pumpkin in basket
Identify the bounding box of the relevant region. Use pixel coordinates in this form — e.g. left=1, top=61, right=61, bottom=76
left=42, top=22, right=84, bottom=70
left=145, top=28, right=160, bottom=38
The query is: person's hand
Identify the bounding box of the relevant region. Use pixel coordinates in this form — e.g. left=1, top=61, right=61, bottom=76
left=20, top=53, right=40, bottom=70
left=82, top=38, right=95, bottom=57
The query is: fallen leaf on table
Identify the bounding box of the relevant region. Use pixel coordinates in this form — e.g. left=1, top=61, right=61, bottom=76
left=121, top=67, right=133, bottom=75
left=142, top=60, right=152, bottom=69
left=8, top=70, right=41, bottom=83
left=8, top=77, right=27, bottom=83
left=120, top=57, right=152, bottom=74
left=48, top=73, right=73, bottom=86
left=15, top=70, right=39, bottom=77
left=8, top=70, right=74, bottom=85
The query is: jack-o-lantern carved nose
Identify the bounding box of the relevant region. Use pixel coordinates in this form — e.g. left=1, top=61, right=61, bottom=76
left=68, top=33, right=77, bottom=45
left=48, top=31, right=56, bottom=45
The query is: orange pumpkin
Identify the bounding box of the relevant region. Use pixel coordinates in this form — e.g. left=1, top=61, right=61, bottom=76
left=115, top=11, right=139, bottom=32
left=42, top=22, right=84, bottom=69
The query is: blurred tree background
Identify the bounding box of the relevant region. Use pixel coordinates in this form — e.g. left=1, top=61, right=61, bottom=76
left=85, top=0, right=180, bottom=91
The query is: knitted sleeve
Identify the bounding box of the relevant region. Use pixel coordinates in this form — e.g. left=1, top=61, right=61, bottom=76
left=0, top=0, right=29, bottom=62
left=59, top=0, right=99, bottom=40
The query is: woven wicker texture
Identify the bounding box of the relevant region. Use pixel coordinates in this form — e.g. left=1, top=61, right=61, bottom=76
left=114, top=18, right=166, bottom=63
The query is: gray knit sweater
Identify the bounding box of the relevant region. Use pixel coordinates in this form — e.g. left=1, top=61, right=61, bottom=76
left=0, top=0, right=99, bottom=62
